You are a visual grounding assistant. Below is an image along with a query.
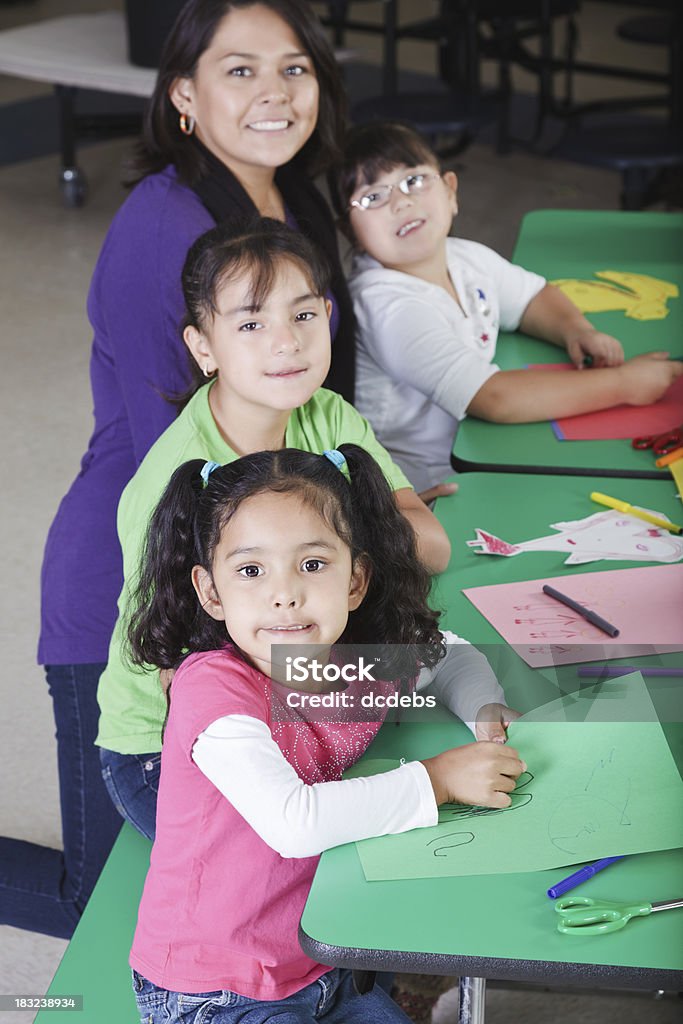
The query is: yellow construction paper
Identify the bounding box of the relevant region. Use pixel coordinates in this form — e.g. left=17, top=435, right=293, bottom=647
left=551, top=271, right=678, bottom=321
left=670, top=459, right=683, bottom=502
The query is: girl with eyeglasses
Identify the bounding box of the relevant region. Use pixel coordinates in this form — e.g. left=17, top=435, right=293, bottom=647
left=332, top=121, right=682, bottom=504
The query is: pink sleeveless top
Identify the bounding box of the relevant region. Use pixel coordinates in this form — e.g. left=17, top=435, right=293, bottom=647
left=130, top=647, right=393, bottom=997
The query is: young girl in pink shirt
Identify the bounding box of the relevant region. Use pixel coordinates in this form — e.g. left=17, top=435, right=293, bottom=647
left=125, top=444, right=523, bottom=1022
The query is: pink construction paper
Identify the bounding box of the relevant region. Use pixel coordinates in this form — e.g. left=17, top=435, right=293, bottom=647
left=527, top=363, right=683, bottom=442
left=462, top=563, right=683, bottom=667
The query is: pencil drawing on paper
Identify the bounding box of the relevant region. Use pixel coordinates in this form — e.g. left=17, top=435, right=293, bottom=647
left=428, top=771, right=534, bottom=858
left=548, top=747, right=632, bottom=855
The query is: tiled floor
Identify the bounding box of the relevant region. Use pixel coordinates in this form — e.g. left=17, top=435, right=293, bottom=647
left=0, top=2, right=679, bottom=1022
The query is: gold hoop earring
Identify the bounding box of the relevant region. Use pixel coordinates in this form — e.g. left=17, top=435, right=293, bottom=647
left=179, top=113, right=196, bottom=136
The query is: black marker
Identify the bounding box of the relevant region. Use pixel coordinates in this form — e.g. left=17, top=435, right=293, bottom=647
left=542, top=584, right=620, bottom=638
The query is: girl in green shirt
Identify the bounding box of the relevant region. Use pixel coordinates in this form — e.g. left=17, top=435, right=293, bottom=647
left=97, top=218, right=451, bottom=838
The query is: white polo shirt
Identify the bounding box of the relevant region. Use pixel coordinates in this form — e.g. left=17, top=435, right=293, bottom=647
left=351, top=237, right=546, bottom=491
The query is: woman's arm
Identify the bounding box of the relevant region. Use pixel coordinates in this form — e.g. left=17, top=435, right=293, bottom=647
left=93, top=180, right=214, bottom=462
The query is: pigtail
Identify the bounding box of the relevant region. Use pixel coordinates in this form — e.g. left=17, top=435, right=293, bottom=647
left=126, top=460, right=224, bottom=670
left=336, top=444, right=444, bottom=680
left=126, top=444, right=444, bottom=684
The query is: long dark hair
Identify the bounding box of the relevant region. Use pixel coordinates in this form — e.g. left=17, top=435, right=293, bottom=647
left=127, top=445, right=444, bottom=682
left=176, top=215, right=331, bottom=403
left=127, top=0, right=347, bottom=185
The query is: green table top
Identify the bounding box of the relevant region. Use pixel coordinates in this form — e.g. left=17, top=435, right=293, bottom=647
left=35, top=824, right=149, bottom=1023
left=299, top=471, right=683, bottom=988
left=453, top=211, right=683, bottom=479
left=431, top=471, right=683, bottom=724
left=300, top=728, right=683, bottom=988
left=35, top=474, right=683, bottom=1012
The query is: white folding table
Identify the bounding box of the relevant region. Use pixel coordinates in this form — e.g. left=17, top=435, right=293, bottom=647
left=0, top=11, right=155, bottom=205
left=0, top=8, right=357, bottom=205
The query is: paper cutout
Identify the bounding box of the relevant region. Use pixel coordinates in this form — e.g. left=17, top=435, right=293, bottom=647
left=526, top=364, right=683, bottom=442
left=551, top=271, right=679, bottom=320
left=467, top=509, right=683, bottom=565
left=462, top=563, right=683, bottom=667
left=351, top=674, right=683, bottom=880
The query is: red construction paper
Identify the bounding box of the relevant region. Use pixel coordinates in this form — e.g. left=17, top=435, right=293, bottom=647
left=527, top=363, right=683, bottom=441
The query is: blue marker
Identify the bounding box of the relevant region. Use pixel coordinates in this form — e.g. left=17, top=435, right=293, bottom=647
left=547, top=856, right=625, bottom=899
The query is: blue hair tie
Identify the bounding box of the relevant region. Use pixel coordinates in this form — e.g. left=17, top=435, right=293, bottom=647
left=323, top=449, right=346, bottom=472
left=200, top=460, right=221, bottom=487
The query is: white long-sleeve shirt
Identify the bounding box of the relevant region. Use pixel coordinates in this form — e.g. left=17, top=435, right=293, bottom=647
left=192, top=633, right=504, bottom=858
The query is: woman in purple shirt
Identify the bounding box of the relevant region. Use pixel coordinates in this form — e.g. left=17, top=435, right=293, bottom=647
left=0, top=0, right=352, bottom=939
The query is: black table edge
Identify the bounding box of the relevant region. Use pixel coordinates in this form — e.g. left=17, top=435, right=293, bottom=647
left=298, top=925, right=682, bottom=992
left=451, top=455, right=668, bottom=480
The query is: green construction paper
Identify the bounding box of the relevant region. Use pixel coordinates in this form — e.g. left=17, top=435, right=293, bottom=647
left=344, top=758, right=399, bottom=779
left=520, top=671, right=661, bottom=723
left=353, top=673, right=683, bottom=880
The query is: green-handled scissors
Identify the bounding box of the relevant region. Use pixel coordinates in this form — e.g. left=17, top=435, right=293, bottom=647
left=555, top=896, right=683, bottom=935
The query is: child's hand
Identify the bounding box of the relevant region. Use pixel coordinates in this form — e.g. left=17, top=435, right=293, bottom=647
left=417, top=481, right=459, bottom=505
left=421, top=742, right=527, bottom=809
left=475, top=703, right=521, bottom=743
left=619, top=351, right=683, bottom=405
left=565, top=328, right=624, bottom=369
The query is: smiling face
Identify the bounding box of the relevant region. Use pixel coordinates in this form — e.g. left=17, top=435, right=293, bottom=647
left=184, top=257, right=332, bottom=418
left=169, top=4, right=319, bottom=180
left=192, top=490, right=368, bottom=678
left=348, top=162, right=458, bottom=277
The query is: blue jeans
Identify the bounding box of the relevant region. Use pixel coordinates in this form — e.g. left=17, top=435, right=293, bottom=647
left=132, top=968, right=412, bottom=1024
left=0, top=664, right=122, bottom=939
left=100, top=747, right=161, bottom=840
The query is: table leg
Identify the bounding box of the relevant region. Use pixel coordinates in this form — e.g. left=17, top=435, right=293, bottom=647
left=55, top=84, right=87, bottom=206
left=458, top=976, right=486, bottom=1024
left=382, top=0, right=397, bottom=96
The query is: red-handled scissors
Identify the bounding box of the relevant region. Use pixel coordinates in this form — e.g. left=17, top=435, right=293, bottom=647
left=632, top=425, right=683, bottom=455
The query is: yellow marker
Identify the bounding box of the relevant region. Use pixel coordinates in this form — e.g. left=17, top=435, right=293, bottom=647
left=590, top=491, right=682, bottom=534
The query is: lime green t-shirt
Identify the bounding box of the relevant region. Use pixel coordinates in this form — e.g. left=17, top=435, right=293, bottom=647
left=96, top=383, right=411, bottom=754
